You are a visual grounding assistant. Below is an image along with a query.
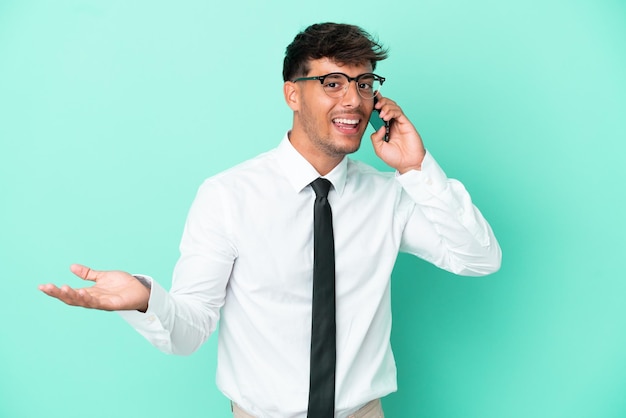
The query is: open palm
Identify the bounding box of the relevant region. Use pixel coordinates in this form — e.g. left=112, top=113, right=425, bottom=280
left=39, top=264, right=150, bottom=312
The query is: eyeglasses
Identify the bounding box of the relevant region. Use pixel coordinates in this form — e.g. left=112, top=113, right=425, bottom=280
left=292, top=72, right=385, bottom=99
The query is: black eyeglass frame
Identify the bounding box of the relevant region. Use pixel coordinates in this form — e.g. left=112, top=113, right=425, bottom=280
left=292, top=72, right=386, bottom=99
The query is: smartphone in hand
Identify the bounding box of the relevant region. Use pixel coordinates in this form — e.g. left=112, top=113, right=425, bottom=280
left=369, top=95, right=390, bottom=142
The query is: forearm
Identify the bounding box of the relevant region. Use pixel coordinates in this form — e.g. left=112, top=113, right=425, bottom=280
left=118, top=276, right=221, bottom=355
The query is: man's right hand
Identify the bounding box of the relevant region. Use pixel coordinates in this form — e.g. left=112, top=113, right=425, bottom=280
left=39, top=264, right=150, bottom=313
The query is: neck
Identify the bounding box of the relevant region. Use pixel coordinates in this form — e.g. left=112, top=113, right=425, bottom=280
left=288, top=129, right=344, bottom=176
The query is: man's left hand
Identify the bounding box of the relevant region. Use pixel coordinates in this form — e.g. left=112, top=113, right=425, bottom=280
left=370, top=95, right=426, bottom=174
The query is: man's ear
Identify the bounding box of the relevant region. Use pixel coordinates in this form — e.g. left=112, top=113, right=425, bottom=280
left=283, top=81, right=300, bottom=112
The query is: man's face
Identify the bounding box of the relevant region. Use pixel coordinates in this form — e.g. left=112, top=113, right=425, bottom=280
left=293, top=58, right=375, bottom=160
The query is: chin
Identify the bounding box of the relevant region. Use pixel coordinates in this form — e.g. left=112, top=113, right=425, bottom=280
left=337, top=130, right=365, bottom=151
left=324, top=136, right=363, bottom=157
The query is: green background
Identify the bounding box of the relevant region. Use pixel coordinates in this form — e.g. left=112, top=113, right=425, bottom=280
left=1, top=0, right=625, bottom=417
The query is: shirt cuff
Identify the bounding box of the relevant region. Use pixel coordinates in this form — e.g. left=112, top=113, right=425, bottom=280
left=133, top=274, right=152, bottom=290
left=118, top=276, right=167, bottom=327
left=395, top=151, right=449, bottom=201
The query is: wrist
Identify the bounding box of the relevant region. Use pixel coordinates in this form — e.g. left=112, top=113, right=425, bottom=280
left=398, top=164, right=422, bottom=174
left=133, top=274, right=152, bottom=290
left=132, top=275, right=151, bottom=313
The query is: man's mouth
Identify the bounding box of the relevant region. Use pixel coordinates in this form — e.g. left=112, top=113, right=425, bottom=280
left=332, top=117, right=361, bottom=133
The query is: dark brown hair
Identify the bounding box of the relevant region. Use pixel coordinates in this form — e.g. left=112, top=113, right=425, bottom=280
left=282, top=22, right=389, bottom=82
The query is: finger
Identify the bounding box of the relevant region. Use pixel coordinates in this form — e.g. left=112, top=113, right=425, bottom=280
left=370, top=126, right=388, bottom=151
left=60, top=285, right=100, bottom=308
left=40, top=282, right=111, bottom=310
left=39, top=284, right=82, bottom=306
left=376, top=98, right=405, bottom=122
left=372, top=125, right=385, bottom=141
left=70, top=263, right=98, bottom=282
left=38, top=283, right=60, bottom=295
left=379, top=104, right=403, bottom=122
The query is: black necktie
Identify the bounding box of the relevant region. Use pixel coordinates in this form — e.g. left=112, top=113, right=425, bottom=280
left=307, top=178, right=336, bottom=418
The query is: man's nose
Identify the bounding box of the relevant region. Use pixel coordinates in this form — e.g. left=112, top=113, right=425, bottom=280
left=340, top=81, right=361, bottom=106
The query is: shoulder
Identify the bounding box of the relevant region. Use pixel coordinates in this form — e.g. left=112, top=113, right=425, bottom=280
left=199, top=148, right=280, bottom=191
left=341, top=158, right=403, bottom=203
left=346, top=158, right=396, bottom=185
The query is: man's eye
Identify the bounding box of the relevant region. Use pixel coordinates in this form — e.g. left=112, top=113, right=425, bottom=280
left=358, top=83, right=373, bottom=90
left=324, top=81, right=344, bottom=90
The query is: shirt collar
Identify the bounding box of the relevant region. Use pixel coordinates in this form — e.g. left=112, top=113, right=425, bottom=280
left=275, top=132, right=348, bottom=196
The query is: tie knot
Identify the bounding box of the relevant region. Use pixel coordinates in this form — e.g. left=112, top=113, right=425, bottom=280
left=310, top=178, right=332, bottom=198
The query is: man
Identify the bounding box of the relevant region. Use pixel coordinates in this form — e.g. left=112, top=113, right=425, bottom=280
left=39, top=23, right=501, bottom=418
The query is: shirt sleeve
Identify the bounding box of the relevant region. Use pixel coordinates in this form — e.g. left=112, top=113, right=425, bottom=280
left=118, top=179, right=236, bottom=355
left=395, top=151, right=502, bottom=276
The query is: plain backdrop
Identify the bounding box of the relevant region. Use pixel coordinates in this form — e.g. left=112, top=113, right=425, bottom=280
left=1, top=1, right=625, bottom=417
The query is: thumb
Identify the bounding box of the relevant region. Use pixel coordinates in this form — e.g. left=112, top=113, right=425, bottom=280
left=370, top=125, right=387, bottom=153
left=70, top=264, right=98, bottom=282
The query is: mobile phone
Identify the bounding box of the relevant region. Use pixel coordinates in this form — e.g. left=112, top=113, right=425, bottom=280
left=369, top=96, right=390, bottom=142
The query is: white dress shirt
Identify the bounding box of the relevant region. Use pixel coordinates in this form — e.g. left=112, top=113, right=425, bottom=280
left=120, top=133, right=501, bottom=418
